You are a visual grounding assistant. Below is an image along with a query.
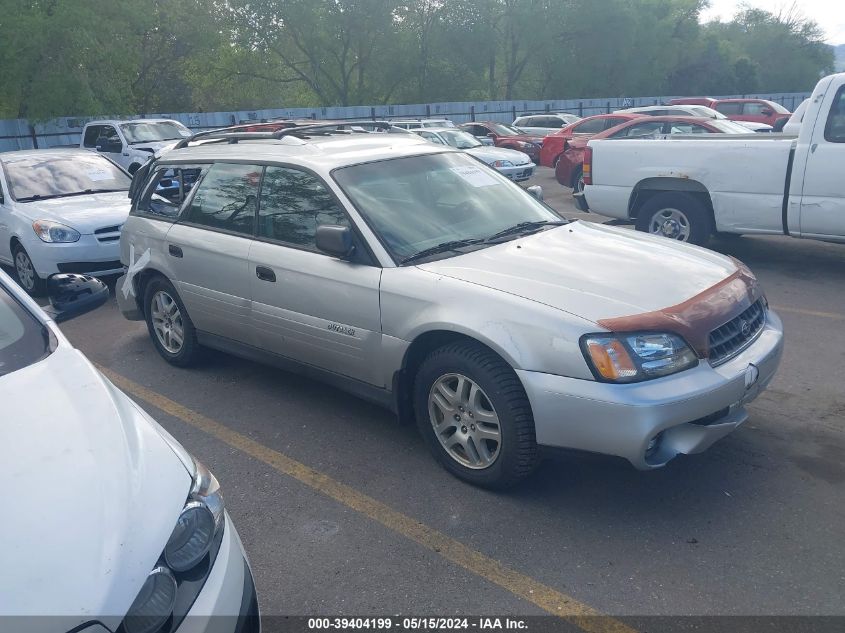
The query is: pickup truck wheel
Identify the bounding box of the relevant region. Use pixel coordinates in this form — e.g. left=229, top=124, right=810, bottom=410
left=635, top=193, right=712, bottom=246
left=413, top=341, right=539, bottom=488
left=144, top=277, right=202, bottom=366
left=12, top=244, right=45, bottom=296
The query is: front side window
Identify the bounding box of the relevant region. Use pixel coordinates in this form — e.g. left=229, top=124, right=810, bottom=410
left=183, top=163, right=261, bottom=236
left=333, top=152, right=560, bottom=263
left=83, top=126, right=103, bottom=148
left=743, top=102, right=771, bottom=115
left=613, top=121, right=665, bottom=138
left=438, top=130, right=482, bottom=149
left=257, top=167, right=348, bottom=248
left=4, top=153, right=130, bottom=201
left=0, top=283, right=50, bottom=378
left=824, top=87, right=845, bottom=143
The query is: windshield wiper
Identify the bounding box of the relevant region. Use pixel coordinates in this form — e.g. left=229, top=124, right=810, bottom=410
left=484, top=220, right=567, bottom=243
left=400, top=238, right=487, bottom=265
left=15, top=193, right=65, bottom=202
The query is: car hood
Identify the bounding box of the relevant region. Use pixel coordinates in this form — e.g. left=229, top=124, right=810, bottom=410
left=735, top=121, right=773, bottom=132
left=0, top=347, right=191, bottom=630
left=17, top=191, right=131, bottom=234
left=130, top=140, right=180, bottom=156
left=466, top=146, right=532, bottom=165
left=417, top=220, right=738, bottom=323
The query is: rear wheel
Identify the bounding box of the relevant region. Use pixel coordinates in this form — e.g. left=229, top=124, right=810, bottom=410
left=12, top=244, right=45, bottom=295
left=143, top=277, right=202, bottom=366
left=635, top=192, right=713, bottom=246
left=571, top=166, right=585, bottom=194
left=413, top=341, right=539, bottom=488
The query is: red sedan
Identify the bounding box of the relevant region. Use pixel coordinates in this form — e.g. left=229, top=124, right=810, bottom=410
left=458, top=121, right=544, bottom=162
left=538, top=113, right=644, bottom=168
left=555, top=116, right=752, bottom=193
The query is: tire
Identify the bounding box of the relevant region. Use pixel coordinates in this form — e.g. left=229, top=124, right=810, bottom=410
left=571, top=165, right=584, bottom=194
left=635, top=192, right=713, bottom=246
left=552, top=154, right=562, bottom=168
left=12, top=243, right=45, bottom=295
left=143, top=276, right=202, bottom=366
left=413, top=341, right=539, bottom=488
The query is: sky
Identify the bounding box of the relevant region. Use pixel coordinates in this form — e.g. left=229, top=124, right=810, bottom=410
left=701, top=0, right=845, bottom=44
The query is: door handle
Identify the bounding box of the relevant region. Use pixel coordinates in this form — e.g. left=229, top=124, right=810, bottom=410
left=168, top=244, right=183, bottom=258
left=255, top=266, right=276, bottom=282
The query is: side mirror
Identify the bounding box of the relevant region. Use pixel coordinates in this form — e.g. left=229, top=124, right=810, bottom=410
left=316, top=225, right=355, bottom=259
left=761, top=109, right=773, bottom=116
left=43, top=274, right=109, bottom=323
left=526, top=185, right=544, bottom=201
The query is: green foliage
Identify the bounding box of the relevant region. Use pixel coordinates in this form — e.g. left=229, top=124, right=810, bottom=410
left=0, top=0, right=835, bottom=120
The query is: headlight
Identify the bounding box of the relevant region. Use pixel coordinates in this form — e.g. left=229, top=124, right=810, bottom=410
left=164, top=459, right=224, bottom=571
left=123, top=567, right=177, bottom=633
left=581, top=332, right=698, bottom=383
left=32, top=220, right=80, bottom=243
left=492, top=160, right=514, bottom=167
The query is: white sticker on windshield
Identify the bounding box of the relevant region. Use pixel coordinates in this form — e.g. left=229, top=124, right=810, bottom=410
left=449, top=166, right=500, bottom=188
left=87, top=168, right=112, bottom=182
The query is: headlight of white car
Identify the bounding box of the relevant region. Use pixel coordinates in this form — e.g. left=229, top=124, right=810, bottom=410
left=32, top=220, right=81, bottom=243
left=492, top=160, right=514, bottom=167
left=122, top=458, right=225, bottom=633
left=581, top=332, right=698, bottom=383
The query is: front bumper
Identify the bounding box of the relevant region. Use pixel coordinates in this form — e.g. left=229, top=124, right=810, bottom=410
left=498, top=163, right=536, bottom=182
left=115, top=272, right=145, bottom=320
left=518, top=310, right=784, bottom=469
left=175, top=513, right=259, bottom=633
left=27, top=234, right=123, bottom=279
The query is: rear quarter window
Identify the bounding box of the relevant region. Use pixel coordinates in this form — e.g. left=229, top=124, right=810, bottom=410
left=133, top=164, right=207, bottom=222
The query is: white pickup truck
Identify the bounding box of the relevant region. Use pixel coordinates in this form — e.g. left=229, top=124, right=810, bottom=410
left=581, top=72, right=845, bottom=246
left=80, top=119, right=192, bottom=174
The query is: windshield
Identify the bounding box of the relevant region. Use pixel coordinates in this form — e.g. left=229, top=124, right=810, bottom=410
left=333, top=153, right=561, bottom=263
left=5, top=153, right=131, bottom=201
left=687, top=106, right=725, bottom=119
left=120, top=121, right=191, bottom=144
left=710, top=120, right=754, bottom=133
left=489, top=123, right=522, bottom=136
left=0, top=281, right=50, bottom=377
left=439, top=130, right=482, bottom=149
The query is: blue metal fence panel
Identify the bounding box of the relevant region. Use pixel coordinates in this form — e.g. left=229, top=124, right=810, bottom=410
left=0, top=91, right=811, bottom=153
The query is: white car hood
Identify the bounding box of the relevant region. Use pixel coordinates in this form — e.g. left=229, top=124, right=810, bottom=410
left=129, top=140, right=179, bottom=156
left=735, top=121, right=773, bottom=132
left=18, top=191, right=131, bottom=234
left=418, top=220, right=738, bottom=322
left=0, top=347, right=191, bottom=630
left=466, top=146, right=532, bottom=165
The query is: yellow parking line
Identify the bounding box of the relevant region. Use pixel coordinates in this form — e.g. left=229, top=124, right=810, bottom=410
left=99, top=365, right=636, bottom=633
left=772, top=305, right=845, bottom=321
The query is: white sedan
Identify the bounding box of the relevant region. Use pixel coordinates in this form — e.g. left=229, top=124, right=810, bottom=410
left=413, top=128, right=536, bottom=182
left=0, top=268, right=259, bottom=632
left=0, top=149, right=132, bottom=294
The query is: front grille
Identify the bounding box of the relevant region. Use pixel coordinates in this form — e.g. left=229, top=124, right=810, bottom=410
left=708, top=299, right=766, bottom=366
left=95, top=224, right=122, bottom=243
left=94, top=225, right=121, bottom=234
left=57, top=260, right=122, bottom=274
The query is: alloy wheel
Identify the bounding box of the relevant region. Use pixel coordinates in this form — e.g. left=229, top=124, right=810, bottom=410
left=14, top=250, right=36, bottom=292
left=150, top=290, right=185, bottom=354
left=428, top=373, right=502, bottom=469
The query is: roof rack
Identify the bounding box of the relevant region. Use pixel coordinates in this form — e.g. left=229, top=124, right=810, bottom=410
left=172, top=120, right=409, bottom=150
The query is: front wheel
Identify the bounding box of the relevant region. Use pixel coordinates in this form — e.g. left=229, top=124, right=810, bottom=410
left=413, top=341, right=539, bottom=488
left=571, top=166, right=585, bottom=195
left=635, top=192, right=712, bottom=246
left=144, top=277, right=202, bottom=366
left=12, top=244, right=45, bottom=295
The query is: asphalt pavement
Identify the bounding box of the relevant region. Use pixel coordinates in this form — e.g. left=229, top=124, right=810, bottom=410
left=36, top=168, right=845, bottom=629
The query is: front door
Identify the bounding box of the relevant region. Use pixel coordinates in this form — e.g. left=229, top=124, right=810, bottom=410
left=83, top=125, right=126, bottom=168
left=797, top=86, right=845, bottom=240
left=166, top=162, right=262, bottom=343
left=248, top=165, right=383, bottom=386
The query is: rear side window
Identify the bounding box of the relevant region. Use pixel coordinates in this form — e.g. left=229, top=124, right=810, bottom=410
left=715, top=102, right=743, bottom=115
left=257, top=166, right=348, bottom=249
left=824, top=87, right=845, bottom=143
left=183, top=163, right=261, bottom=236
left=573, top=118, right=605, bottom=134
left=743, top=102, right=770, bottom=115
left=135, top=165, right=205, bottom=222
left=615, top=121, right=665, bottom=138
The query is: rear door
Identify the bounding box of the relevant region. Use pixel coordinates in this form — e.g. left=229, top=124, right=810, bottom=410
left=166, top=162, right=262, bottom=342
left=795, top=85, right=845, bottom=240
left=249, top=165, right=384, bottom=386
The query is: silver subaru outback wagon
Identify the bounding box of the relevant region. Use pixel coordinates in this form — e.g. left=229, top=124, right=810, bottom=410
left=117, top=124, right=783, bottom=488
